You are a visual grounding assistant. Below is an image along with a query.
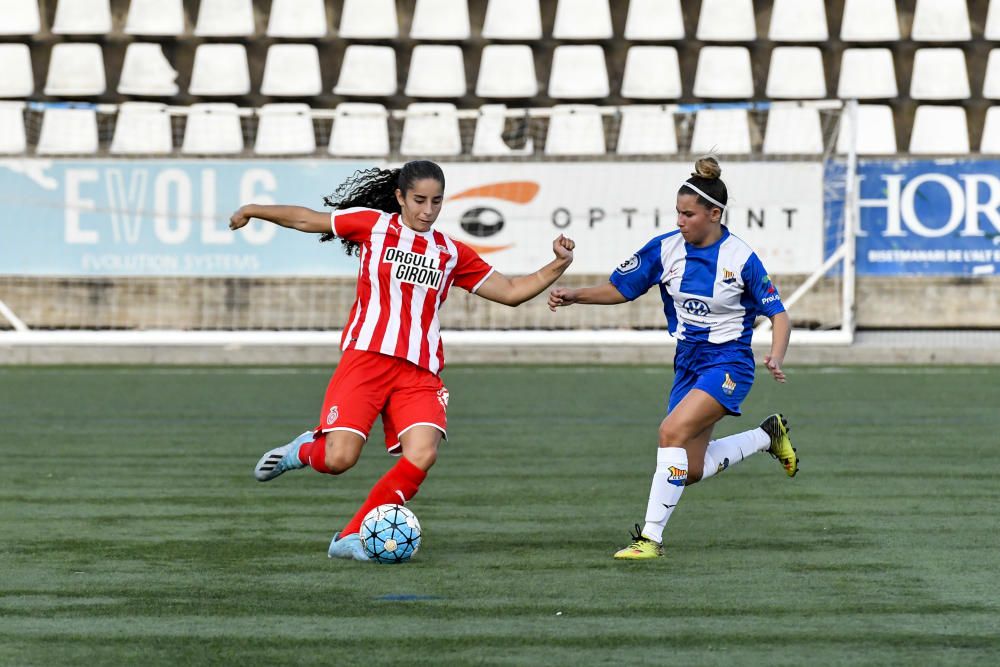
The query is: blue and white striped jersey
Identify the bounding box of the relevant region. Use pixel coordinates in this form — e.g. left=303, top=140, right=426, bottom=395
left=609, top=227, right=785, bottom=345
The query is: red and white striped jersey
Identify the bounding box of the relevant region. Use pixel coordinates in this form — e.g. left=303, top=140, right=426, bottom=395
left=332, top=207, right=494, bottom=375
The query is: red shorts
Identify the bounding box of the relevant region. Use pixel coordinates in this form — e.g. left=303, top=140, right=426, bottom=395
left=319, top=349, right=448, bottom=455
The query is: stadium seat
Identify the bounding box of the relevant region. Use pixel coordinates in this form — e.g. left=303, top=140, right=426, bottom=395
left=616, top=105, right=677, bottom=155
left=44, top=44, right=106, bottom=97
left=339, top=0, right=398, bottom=39
left=124, top=0, right=184, bottom=36
left=188, top=44, right=251, bottom=97
left=37, top=107, right=99, bottom=155
left=911, top=0, right=971, bottom=42
left=621, top=46, right=681, bottom=99
left=411, top=0, right=470, bottom=40
left=405, top=46, right=466, bottom=98
left=481, top=0, right=542, bottom=40
left=837, top=49, right=898, bottom=99
left=690, top=109, right=751, bottom=154
left=254, top=104, right=316, bottom=155
left=624, top=0, right=684, bottom=40
left=840, top=0, right=900, bottom=42
left=768, top=0, right=828, bottom=41
left=980, top=107, right=1000, bottom=153
left=548, top=46, right=609, bottom=99
left=552, top=0, right=613, bottom=39
left=765, top=46, right=826, bottom=99
left=260, top=44, right=322, bottom=97
left=266, top=0, right=327, bottom=38
left=52, top=0, right=111, bottom=35
left=194, top=0, right=254, bottom=37
left=910, top=49, right=970, bottom=100
left=836, top=104, right=896, bottom=155
left=0, top=0, right=41, bottom=35
left=762, top=104, right=823, bottom=154
left=988, top=0, right=1000, bottom=40
left=328, top=103, right=390, bottom=156
left=693, top=46, right=753, bottom=99
left=400, top=103, right=462, bottom=156
left=544, top=105, right=606, bottom=156
left=0, top=44, right=34, bottom=98
left=110, top=102, right=173, bottom=154
left=333, top=45, right=397, bottom=97
left=117, top=43, right=179, bottom=96
left=984, top=50, right=1000, bottom=99
left=909, top=105, right=969, bottom=154
left=181, top=104, right=244, bottom=155
left=476, top=45, right=538, bottom=98
left=696, top=0, right=756, bottom=41
left=0, top=102, right=27, bottom=154
left=472, top=104, right=533, bottom=156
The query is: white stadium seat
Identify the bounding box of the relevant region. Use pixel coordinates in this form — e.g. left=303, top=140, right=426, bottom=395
left=837, top=49, right=898, bottom=99
left=110, top=102, right=173, bottom=154
left=766, top=46, right=826, bottom=99
left=836, top=105, right=896, bottom=155
left=339, top=0, right=398, bottom=39
left=328, top=103, right=390, bottom=156
left=405, top=46, right=466, bottom=98
left=476, top=45, right=538, bottom=98
left=117, top=43, right=179, bottom=96
left=254, top=104, right=316, bottom=155
left=545, top=105, right=606, bottom=156
left=621, top=46, right=681, bottom=99
left=981, top=107, right=1000, bottom=154
left=44, top=44, right=106, bottom=97
left=548, top=45, right=609, bottom=99
left=911, top=0, right=971, bottom=42
left=333, top=46, right=397, bottom=97
left=125, top=0, right=184, bottom=36
left=52, top=0, right=111, bottom=35
left=909, top=105, right=969, bottom=154
left=0, top=0, right=41, bottom=35
left=481, top=0, right=542, bottom=40
left=910, top=49, right=970, bottom=100
left=841, top=0, right=900, bottom=42
left=988, top=0, right=1000, bottom=40
left=266, top=0, right=327, bottom=38
left=690, top=109, right=751, bottom=154
left=181, top=103, right=244, bottom=155
left=472, top=104, right=533, bottom=156
left=763, top=104, right=823, bottom=154
left=768, top=0, right=828, bottom=42
left=194, top=0, right=254, bottom=37
left=37, top=107, right=98, bottom=155
left=400, top=103, right=462, bottom=156
left=260, top=44, right=322, bottom=97
left=693, top=46, right=753, bottom=99
left=410, top=0, right=470, bottom=40
left=0, top=102, right=27, bottom=154
left=984, top=50, right=1000, bottom=99
left=624, top=0, right=684, bottom=41
left=552, top=0, right=613, bottom=40
left=188, top=44, right=251, bottom=96
left=0, top=44, right=34, bottom=98
left=696, top=0, right=756, bottom=41
left=616, top=105, right=677, bottom=155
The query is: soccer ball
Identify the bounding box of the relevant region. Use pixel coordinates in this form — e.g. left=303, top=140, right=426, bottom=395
left=360, top=504, right=422, bottom=564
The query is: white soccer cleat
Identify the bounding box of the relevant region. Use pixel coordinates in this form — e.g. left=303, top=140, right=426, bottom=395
left=253, top=430, right=313, bottom=482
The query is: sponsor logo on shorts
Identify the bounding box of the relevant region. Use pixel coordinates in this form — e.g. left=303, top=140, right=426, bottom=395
left=436, top=387, right=450, bottom=409
left=721, top=373, right=737, bottom=396
left=616, top=254, right=640, bottom=274
left=326, top=406, right=339, bottom=426
left=667, top=465, right=687, bottom=487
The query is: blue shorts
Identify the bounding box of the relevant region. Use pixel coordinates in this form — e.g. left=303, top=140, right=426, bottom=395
left=668, top=341, right=756, bottom=416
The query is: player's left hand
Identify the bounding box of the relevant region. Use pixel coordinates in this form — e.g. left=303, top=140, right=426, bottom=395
left=764, top=354, right=786, bottom=383
left=552, top=234, right=575, bottom=262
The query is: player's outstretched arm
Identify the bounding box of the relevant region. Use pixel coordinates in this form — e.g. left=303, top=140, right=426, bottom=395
left=229, top=204, right=331, bottom=234
left=475, top=235, right=575, bottom=307
left=764, top=311, right=791, bottom=383
left=547, top=283, right=628, bottom=312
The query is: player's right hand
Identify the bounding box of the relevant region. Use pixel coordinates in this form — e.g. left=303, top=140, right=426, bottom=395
left=547, top=287, right=577, bottom=312
left=229, top=205, right=252, bottom=231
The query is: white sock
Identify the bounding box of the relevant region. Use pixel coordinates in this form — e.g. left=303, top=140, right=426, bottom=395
left=641, top=447, right=688, bottom=544
left=701, top=427, right=771, bottom=481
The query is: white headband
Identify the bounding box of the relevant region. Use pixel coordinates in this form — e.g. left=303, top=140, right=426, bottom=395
left=681, top=181, right=726, bottom=210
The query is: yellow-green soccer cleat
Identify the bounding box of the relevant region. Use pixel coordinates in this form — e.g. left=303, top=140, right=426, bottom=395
left=760, top=413, right=798, bottom=477
left=613, top=524, right=664, bottom=560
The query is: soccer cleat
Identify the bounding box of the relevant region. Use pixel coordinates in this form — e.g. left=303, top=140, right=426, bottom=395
left=760, top=413, right=798, bottom=477
left=328, top=532, right=370, bottom=562
left=613, top=524, right=664, bottom=560
left=253, top=430, right=314, bottom=482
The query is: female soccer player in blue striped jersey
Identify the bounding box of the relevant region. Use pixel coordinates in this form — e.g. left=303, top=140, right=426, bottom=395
left=548, top=157, right=799, bottom=560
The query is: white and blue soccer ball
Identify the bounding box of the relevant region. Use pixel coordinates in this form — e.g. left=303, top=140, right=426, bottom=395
left=360, top=504, right=421, bottom=564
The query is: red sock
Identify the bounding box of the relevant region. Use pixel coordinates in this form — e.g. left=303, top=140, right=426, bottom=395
left=341, top=456, right=428, bottom=535
left=297, top=433, right=332, bottom=474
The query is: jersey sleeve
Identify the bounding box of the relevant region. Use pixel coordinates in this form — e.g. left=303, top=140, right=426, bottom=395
left=608, top=238, right=663, bottom=301
left=741, top=253, right=786, bottom=317
left=450, top=241, right=495, bottom=293
left=330, top=207, right=382, bottom=242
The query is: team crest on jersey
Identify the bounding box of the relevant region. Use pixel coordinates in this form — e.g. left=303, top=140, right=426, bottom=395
left=436, top=387, right=450, bottom=409
left=667, top=465, right=687, bottom=487
left=383, top=247, right=443, bottom=290
left=616, top=254, right=640, bottom=274
left=722, top=268, right=736, bottom=284
left=326, top=406, right=339, bottom=425
left=721, top=373, right=737, bottom=396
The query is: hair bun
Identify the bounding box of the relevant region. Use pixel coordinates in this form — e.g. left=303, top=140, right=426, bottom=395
left=692, top=156, right=722, bottom=180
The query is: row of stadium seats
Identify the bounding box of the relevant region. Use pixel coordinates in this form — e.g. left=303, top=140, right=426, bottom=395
left=4, top=0, right=1000, bottom=42
left=4, top=102, right=999, bottom=156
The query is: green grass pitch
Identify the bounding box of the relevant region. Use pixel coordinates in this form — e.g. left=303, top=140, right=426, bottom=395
left=2, top=364, right=999, bottom=666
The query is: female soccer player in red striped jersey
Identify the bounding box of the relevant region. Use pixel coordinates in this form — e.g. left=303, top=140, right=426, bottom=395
left=229, top=160, right=575, bottom=561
